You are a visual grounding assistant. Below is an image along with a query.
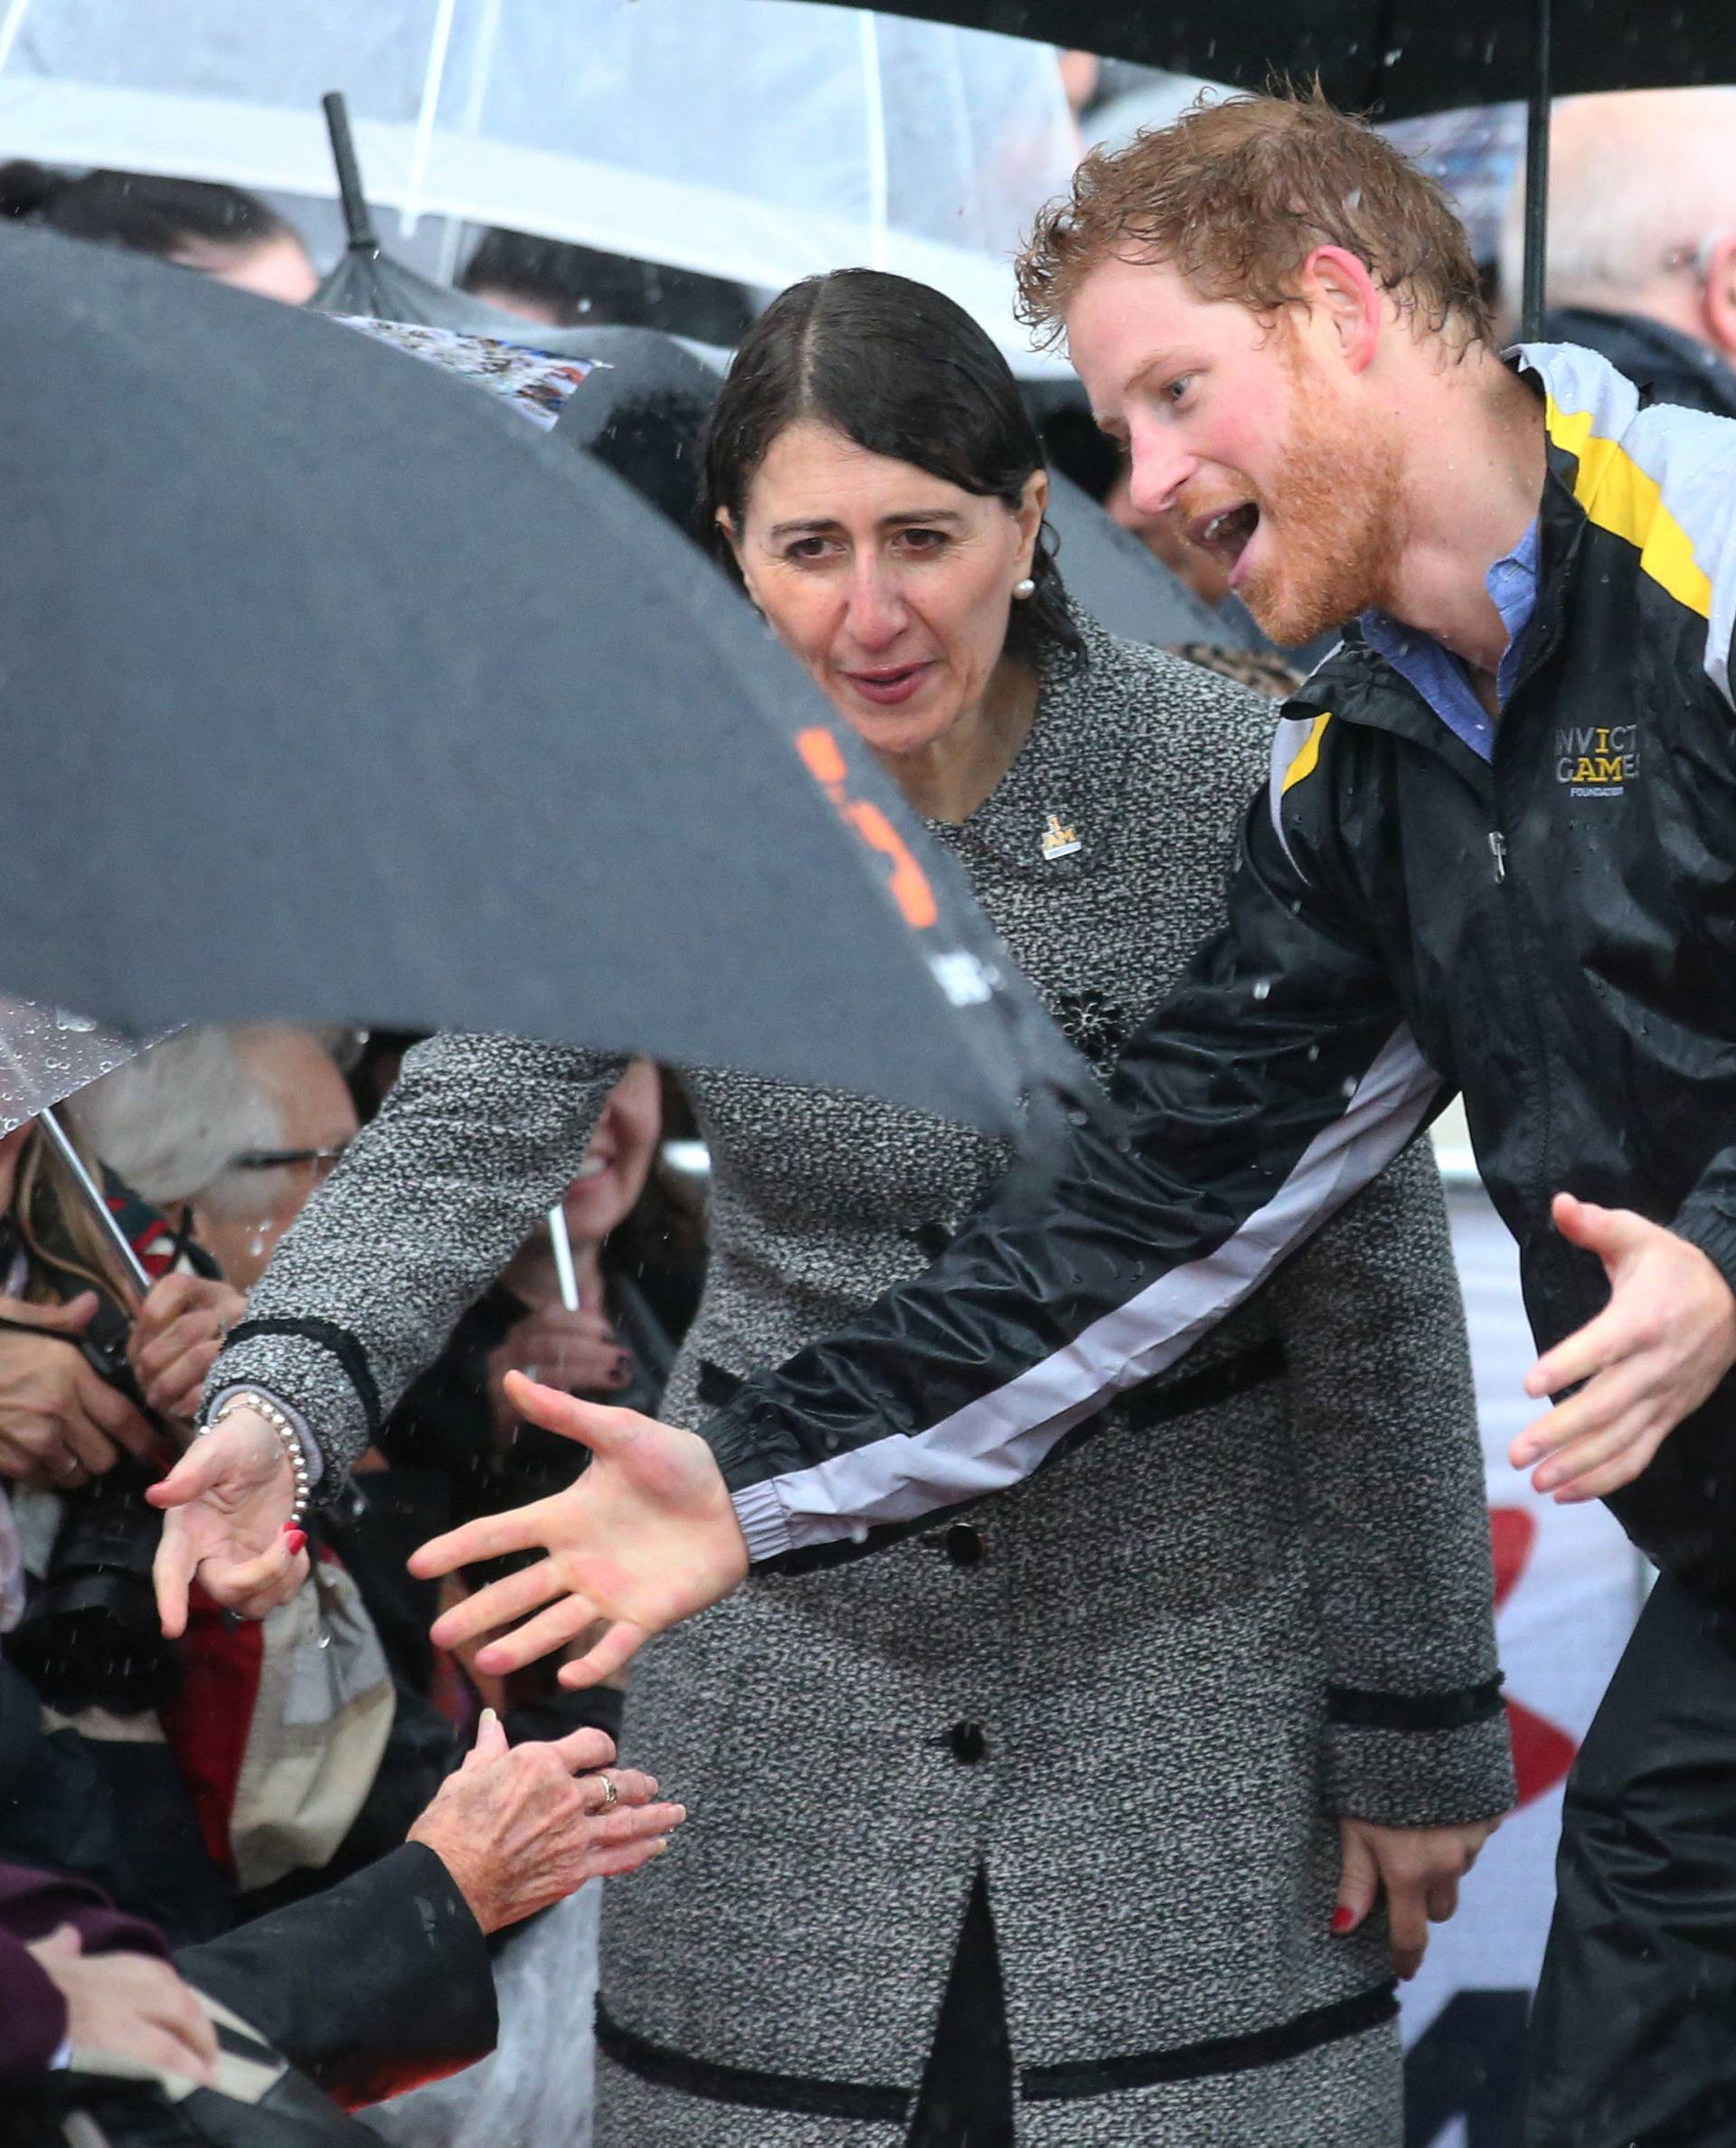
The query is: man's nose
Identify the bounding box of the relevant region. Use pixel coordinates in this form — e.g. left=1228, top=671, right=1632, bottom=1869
left=1127, top=437, right=1197, bottom=521
left=844, top=563, right=909, bottom=648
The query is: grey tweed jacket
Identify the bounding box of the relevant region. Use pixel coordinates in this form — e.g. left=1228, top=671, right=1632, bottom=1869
left=212, top=615, right=1513, bottom=2146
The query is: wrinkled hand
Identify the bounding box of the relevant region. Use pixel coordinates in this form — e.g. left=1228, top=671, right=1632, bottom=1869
left=128, top=1273, right=248, bottom=1423
left=407, top=1708, right=684, bottom=1933
left=0, top=1293, right=162, bottom=1489
left=410, top=1373, right=750, bottom=1687
left=1511, top=1196, right=1736, bottom=1501
left=26, top=1926, right=219, bottom=2084
left=1334, top=1815, right=1497, bottom=1980
left=148, top=1411, right=307, bottom=1637
left=488, top=1301, right=628, bottom=1415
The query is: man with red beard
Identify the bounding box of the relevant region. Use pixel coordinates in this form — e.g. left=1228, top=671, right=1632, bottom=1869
left=161, top=90, right=1736, bottom=2143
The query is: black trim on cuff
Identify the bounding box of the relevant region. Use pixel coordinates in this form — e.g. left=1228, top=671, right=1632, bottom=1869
left=1326, top=1675, right=1506, bottom=1733
left=223, top=1317, right=383, bottom=1441
left=1020, top=1982, right=1398, bottom=2101
left=595, top=2002, right=911, bottom=2122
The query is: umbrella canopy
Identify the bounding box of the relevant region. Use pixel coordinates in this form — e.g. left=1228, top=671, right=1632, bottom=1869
left=0, top=0, right=1077, bottom=373
left=790, top=1, right=1736, bottom=121
left=0, top=224, right=1086, bottom=1134
left=0, top=998, right=161, bottom=1142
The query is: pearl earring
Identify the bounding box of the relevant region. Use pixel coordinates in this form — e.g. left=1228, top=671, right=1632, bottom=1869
left=1013, top=576, right=1036, bottom=600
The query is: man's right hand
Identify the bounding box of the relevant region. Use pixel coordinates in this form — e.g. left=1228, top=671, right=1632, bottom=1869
left=411, top=1372, right=750, bottom=1686
left=25, top=1926, right=219, bottom=2085
left=147, top=1409, right=307, bottom=1637
left=0, top=1293, right=162, bottom=1489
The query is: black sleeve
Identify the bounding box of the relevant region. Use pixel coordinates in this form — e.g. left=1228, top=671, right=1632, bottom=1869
left=703, top=711, right=1449, bottom=1567
left=175, top=1843, right=495, bottom=2105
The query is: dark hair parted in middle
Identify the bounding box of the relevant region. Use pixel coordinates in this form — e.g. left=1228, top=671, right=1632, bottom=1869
left=698, top=269, right=1080, bottom=664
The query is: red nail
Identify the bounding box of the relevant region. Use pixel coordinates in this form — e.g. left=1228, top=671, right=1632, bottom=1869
left=285, top=1529, right=307, bottom=1556
left=1330, top=1907, right=1355, bottom=1935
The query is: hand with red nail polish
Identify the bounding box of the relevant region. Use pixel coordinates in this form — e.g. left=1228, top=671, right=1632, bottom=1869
left=1334, top=1814, right=1501, bottom=1980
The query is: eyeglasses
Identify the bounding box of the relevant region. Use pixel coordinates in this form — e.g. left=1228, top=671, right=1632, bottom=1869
left=227, top=1142, right=351, bottom=1181
left=1660, top=232, right=1732, bottom=281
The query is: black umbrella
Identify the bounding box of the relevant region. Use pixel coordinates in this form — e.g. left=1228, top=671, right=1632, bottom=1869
left=799, top=0, right=1736, bottom=337
left=0, top=223, right=1086, bottom=1135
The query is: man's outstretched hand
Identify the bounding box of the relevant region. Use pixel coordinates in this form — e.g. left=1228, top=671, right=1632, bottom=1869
left=411, top=1372, right=750, bottom=1686
left=1512, top=1194, right=1736, bottom=1501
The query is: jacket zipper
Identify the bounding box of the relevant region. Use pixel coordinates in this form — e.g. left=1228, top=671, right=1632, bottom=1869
left=1486, top=794, right=1553, bottom=1220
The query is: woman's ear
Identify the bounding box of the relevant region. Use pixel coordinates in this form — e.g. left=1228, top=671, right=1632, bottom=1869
left=717, top=508, right=763, bottom=611
left=1015, top=470, right=1048, bottom=578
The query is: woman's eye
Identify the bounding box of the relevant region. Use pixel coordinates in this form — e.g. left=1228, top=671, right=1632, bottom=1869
left=782, top=536, right=832, bottom=562
left=896, top=527, right=948, bottom=553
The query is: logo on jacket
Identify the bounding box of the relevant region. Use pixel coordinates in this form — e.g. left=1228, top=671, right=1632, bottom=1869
left=1041, top=812, right=1081, bottom=861
left=1555, top=724, right=1639, bottom=797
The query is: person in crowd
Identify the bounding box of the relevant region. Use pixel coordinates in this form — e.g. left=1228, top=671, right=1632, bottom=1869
left=2, top=1708, right=681, bottom=2117
left=0, top=163, right=318, bottom=302
left=157, top=266, right=1510, bottom=2143
left=459, top=227, right=752, bottom=347
left=340, top=92, right=1736, bottom=2145
left=1499, top=87, right=1736, bottom=418
left=73, top=1024, right=359, bottom=1305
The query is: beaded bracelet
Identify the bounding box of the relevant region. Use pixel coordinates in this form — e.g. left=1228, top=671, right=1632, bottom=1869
left=203, top=1389, right=311, bottom=1526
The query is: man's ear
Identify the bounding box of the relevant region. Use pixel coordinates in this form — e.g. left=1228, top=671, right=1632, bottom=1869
left=1297, top=245, right=1383, bottom=375
left=1701, top=234, right=1736, bottom=364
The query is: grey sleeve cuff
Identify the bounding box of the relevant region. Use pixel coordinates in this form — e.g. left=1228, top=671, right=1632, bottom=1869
left=731, top=1478, right=792, bottom=1564
left=204, top=1331, right=373, bottom=1485
left=1325, top=1712, right=1516, bottom=1829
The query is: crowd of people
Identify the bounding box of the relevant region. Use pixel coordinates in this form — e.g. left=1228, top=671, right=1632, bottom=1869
left=4, top=64, right=1736, bottom=2148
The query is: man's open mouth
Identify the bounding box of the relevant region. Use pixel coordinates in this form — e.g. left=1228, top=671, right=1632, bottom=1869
left=1190, top=501, right=1260, bottom=567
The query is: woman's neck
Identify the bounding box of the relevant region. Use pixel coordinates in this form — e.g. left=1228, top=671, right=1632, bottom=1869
left=878, top=653, right=1040, bottom=824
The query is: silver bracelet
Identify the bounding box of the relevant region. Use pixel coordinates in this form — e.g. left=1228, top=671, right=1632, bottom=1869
left=203, top=1390, right=311, bottom=1526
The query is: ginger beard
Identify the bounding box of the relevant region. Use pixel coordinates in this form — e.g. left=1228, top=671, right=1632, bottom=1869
left=1203, top=329, right=1407, bottom=647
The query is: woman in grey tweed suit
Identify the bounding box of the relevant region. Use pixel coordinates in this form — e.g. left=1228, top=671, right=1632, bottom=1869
left=187, top=272, right=1512, bottom=2144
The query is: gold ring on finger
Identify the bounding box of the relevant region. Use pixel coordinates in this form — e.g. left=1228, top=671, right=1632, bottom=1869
left=594, top=1772, right=619, bottom=1812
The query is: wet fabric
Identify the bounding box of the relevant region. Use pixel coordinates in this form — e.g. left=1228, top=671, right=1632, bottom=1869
left=1524, top=1576, right=1736, bottom=2144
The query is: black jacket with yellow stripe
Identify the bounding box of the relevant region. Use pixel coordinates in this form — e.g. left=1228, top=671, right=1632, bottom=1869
left=705, top=342, right=1736, bottom=1599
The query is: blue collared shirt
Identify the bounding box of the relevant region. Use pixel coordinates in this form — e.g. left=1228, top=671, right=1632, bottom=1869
left=1358, top=518, right=1541, bottom=762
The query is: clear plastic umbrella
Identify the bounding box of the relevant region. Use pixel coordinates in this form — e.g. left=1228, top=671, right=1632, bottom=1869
left=0, top=0, right=1078, bottom=370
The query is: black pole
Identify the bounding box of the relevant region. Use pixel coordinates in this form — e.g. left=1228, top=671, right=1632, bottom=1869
left=321, top=90, right=379, bottom=253
left=1519, top=0, right=1552, bottom=340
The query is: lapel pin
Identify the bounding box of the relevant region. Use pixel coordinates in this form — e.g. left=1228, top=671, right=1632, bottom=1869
left=1041, top=813, right=1081, bottom=862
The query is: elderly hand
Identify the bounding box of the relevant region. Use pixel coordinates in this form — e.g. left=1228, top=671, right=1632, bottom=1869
left=25, top=1925, right=219, bottom=2085
left=148, top=1408, right=307, bottom=1637
left=407, top=1710, right=684, bottom=1934
left=410, top=1373, right=749, bottom=1688
left=128, top=1273, right=249, bottom=1424
left=1511, top=1195, right=1736, bottom=1502
left=0, top=1293, right=162, bottom=1490
left=1334, top=1815, right=1497, bottom=1980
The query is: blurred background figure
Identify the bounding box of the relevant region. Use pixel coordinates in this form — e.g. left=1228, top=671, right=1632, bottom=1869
left=73, top=1025, right=357, bottom=1293
left=0, top=161, right=317, bottom=300
left=1500, top=87, right=1736, bottom=416
left=459, top=230, right=753, bottom=347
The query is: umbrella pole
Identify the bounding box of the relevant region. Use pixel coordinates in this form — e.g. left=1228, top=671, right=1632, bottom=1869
left=36, top=1106, right=153, bottom=1301
left=322, top=90, right=381, bottom=254
left=1519, top=0, right=1552, bottom=340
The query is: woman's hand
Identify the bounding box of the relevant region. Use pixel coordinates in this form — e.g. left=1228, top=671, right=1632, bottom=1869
left=128, top=1273, right=249, bottom=1424
left=488, top=1300, right=629, bottom=1415
left=1333, top=1814, right=1498, bottom=1980
left=147, top=1409, right=307, bottom=1636
left=0, top=1293, right=162, bottom=1487
left=410, top=1372, right=750, bottom=1686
